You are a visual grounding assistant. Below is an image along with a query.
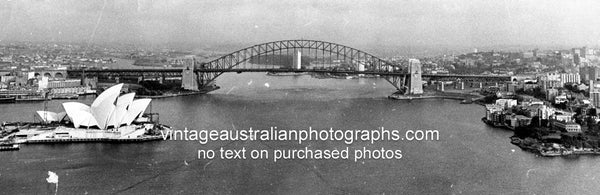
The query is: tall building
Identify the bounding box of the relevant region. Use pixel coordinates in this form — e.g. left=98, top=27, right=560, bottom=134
left=591, top=91, right=600, bottom=108
left=591, top=80, right=600, bottom=108
left=580, top=67, right=590, bottom=81
left=407, top=59, right=423, bottom=95
left=591, top=67, right=600, bottom=82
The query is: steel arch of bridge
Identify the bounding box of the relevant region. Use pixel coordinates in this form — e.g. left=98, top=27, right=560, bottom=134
left=193, top=39, right=407, bottom=90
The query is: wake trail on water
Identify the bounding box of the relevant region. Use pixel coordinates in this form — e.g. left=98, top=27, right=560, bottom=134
left=113, top=123, right=351, bottom=194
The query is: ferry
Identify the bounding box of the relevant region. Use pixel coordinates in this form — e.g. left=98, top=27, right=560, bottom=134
left=0, top=96, right=16, bottom=104
left=50, top=93, right=79, bottom=99
left=0, top=140, right=19, bottom=151
left=460, top=97, right=473, bottom=104
left=540, top=149, right=572, bottom=157
left=266, top=72, right=306, bottom=76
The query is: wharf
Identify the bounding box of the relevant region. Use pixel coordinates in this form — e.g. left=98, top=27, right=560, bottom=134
left=24, top=135, right=164, bottom=144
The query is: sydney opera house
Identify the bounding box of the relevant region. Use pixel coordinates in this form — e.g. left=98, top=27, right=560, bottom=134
left=15, top=84, right=164, bottom=143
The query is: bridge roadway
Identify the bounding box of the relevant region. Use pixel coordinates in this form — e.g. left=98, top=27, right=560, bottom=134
left=67, top=68, right=512, bottom=82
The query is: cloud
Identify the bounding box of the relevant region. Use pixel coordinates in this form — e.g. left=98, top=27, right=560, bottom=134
left=0, top=0, right=598, bottom=47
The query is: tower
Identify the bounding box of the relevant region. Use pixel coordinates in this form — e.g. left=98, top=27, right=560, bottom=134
left=181, top=57, right=198, bottom=91
left=407, top=59, right=423, bottom=95
left=591, top=80, right=594, bottom=96
left=293, top=50, right=302, bottom=70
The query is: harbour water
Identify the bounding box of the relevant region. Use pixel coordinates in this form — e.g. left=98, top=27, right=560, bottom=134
left=1, top=73, right=599, bottom=194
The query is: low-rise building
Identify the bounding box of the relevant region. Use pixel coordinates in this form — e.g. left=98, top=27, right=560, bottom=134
left=509, top=115, right=532, bottom=129
left=496, top=99, right=517, bottom=109
left=555, top=95, right=568, bottom=104
left=553, top=111, right=575, bottom=122
left=485, top=104, right=504, bottom=121
left=552, top=120, right=582, bottom=133
left=546, top=88, right=559, bottom=101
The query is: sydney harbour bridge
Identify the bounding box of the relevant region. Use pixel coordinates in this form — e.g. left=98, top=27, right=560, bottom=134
left=67, top=39, right=511, bottom=94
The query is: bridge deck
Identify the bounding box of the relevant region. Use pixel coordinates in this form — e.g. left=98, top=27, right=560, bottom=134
left=67, top=68, right=511, bottom=80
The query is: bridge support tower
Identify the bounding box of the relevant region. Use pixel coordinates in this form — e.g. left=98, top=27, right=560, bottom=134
left=182, top=57, right=199, bottom=91
left=406, top=59, right=423, bottom=95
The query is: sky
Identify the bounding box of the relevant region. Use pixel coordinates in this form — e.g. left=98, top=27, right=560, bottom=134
left=0, top=0, right=599, bottom=49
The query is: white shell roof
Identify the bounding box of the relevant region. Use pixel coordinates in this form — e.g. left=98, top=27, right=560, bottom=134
left=60, top=84, right=151, bottom=130
left=91, top=84, right=123, bottom=129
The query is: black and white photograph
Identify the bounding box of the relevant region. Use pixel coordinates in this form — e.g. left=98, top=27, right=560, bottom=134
left=1, top=0, right=600, bottom=194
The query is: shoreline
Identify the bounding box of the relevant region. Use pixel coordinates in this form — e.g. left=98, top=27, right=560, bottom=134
left=510, top=136, right=600, bottom=157
left=388, top=89, right=483, bottom=101
left=479, top=97, right=599, bottom=157
left=134, top=86, right=221, bottom=99
left=393, top=89, right=595, bottom=158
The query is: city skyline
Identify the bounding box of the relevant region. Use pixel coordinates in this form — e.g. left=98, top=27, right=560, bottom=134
left=0, top=0, right=599, bottom=49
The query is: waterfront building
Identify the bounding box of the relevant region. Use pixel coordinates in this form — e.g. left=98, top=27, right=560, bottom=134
left=496, top=99, right=517, bottom=109
left=553, top=111, right=575, bottom=122
left=552, top=120, right=582, bottom=133
left=46, top=79, right=82, bottom=88
left=537, top=105, right=554, bottom=120
left=37, top=78, right=94, bottom=98
left=509, top=115, right=532, bottom=129
left=525, top=104, right=554, bottom=119
left=485, top=104, right=504, bottom=121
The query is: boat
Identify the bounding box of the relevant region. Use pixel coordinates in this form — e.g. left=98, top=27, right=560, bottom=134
left=0, top=141, right=19, bottom=151
left=481, top=117, right=503, bottom=127
left=460, top=97, right=473, bottom=104
left=50, top=93, right=79, bottom=99
left=0, top=90, right=48, bottom=102
left=539, top=149, right=572, bottom=157
left=78, top=89, right=97, bottom=96
left=266, top=72, right=306, bottom=76
left=0, top=96, right=16, bottom=104
left=16, top=96, right=48, bottom=102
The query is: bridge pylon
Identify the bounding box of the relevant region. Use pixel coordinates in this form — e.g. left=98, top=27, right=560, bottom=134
left=406, top=59, right=423, bottom=95
left=182, top=57, right=222, bottom=91
left=182, top=57, right=199, bottom=90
